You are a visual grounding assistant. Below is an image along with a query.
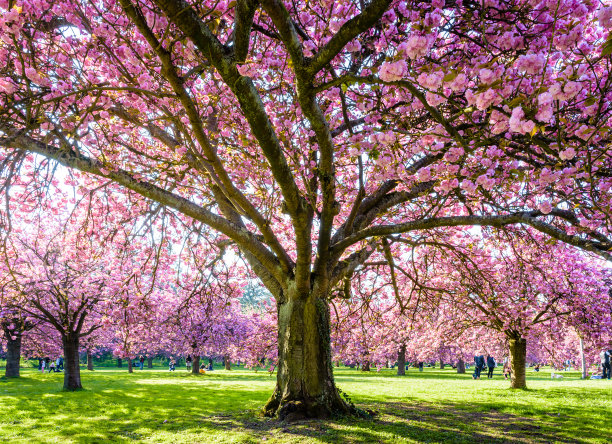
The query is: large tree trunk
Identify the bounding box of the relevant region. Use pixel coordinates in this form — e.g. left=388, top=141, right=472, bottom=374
left=224, top=355, right=231, bottom=370
left=62, top=334, right=82, bottom=391
left=509, top=337, right=527, bottom=389
left=361, top=360, right=371, bottom=371
left=263, top=296, right=349, bottom=420
left=192, top=355, right=200, bottom=374
left=397, top=344, right=406, bottom=376
left=439, top=359, right=445, bottom=369
left=4, top=332, right=22, bottom=378
left=128, top=358, right=133, bottom=373
left=147, top=356, right=153, bottom=368
left=86, top=351, right=94, bottom=371
left=117, top=358, right=122, bottom=368
left=457, top=358, right=466, bottom=374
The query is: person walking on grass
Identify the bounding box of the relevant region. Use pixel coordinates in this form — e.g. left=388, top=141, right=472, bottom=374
left=139, top=356, right=145, bottom=370
left=186, top=355, right=192, bottom=372
left=169, top=358, right=176, bottom=372
left=601, top=349, right=611, bottom=380
left=487, top=355, right=496, bottom=379
left=473, top=355, right=484, bottom=379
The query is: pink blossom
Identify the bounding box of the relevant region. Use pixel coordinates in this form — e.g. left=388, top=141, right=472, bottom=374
left=598, top=7, right=612, bottom=28
left=379, top=60, right=407, bottom=82
left=559, top=148, right=576, bottom=160
left=539, top=201, right=553, bottom=214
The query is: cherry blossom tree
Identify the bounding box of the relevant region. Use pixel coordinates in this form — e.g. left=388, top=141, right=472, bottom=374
left=1, top=0, right=612, bottom=417
left=1, top=211, right=148, bottom=389
left=0, top=280, right=36, bottom=377
left=426, top=232, right=612, bottom=388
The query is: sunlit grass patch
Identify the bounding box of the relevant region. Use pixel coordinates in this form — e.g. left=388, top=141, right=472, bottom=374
left=0, top=365, right=610, bottom=443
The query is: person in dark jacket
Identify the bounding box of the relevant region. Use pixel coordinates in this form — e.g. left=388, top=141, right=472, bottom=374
left=473, top=355, right=485, bottom=379
left=486, top=355, right=496, bottom=378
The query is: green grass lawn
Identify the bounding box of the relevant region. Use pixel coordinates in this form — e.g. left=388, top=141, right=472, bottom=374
left=1, top=364, right=610, bottom=443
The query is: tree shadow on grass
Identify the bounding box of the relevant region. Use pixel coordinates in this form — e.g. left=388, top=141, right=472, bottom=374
left=191, top=399, right=592, bottom=444
left=2, top=370, right=610, bottom=443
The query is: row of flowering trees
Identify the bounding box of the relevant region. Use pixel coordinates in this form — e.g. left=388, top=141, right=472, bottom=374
left=4, top=208, right=609, bottom=393
left=330, top=228, right=612, bottom=388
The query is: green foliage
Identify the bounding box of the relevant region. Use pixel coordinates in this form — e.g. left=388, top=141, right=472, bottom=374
left=0, top=366, right=610, bottom=443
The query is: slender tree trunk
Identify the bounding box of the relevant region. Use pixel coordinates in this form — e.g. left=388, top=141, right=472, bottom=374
left=86, top=351, right=94, bottom=371
left=4, top=332, right=22, bottom=378
left=62, top=334, right=82, bottom=390
left=147, top=356, right=153, bottom=368
left=117, top=358, right=122, bottom=368
left=457, top=358, right=466, bottom=374
left=128, top=358, right=133, bottom=373
left=579, top=335, right=587, bottom=379
left=192, top=355, right=200, bottom=374
left=263, top=296, right=349, bottom=420
left=224, top=355, right=231, bottom=370
left=397, top=344, right=406, bottom=376
left=509, top=337, right=527, bottom=389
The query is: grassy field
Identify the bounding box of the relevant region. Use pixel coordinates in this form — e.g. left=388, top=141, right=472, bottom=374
left=0, top=364, right=610, bottom=443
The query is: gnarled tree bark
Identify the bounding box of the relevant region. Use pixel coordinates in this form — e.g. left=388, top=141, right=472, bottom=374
left=62, top=334, right=82, bottom=390
left=4, top=331, right=22, bottom=378
left=509, top=336, right=527, bottom=389
left=457, top=358, right=466, bottom=374
left=263, top=296, right=350, bottom=421
left=397, top=344, right=406, bottom=376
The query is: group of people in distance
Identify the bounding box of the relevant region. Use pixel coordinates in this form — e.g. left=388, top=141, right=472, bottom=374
left=167, top=355, right=214, bottom=373
left=472, top=355, right=506, bottom=380
left=37, top=357, right=64, bottom=373
left=593, top=349, right=612, bottom=380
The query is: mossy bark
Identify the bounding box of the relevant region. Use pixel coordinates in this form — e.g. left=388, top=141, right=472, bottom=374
left=397, top=345, right=406, bottom=376
left=4, top=332, right=22, bottom=378
left=263, top=296, right=349, bottom=421
left=509, top=337, right=527, bottom=389
left=62, top=334, right=82, bottom=391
